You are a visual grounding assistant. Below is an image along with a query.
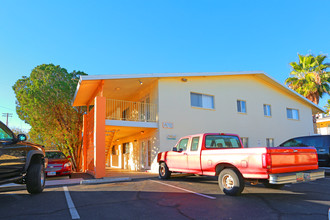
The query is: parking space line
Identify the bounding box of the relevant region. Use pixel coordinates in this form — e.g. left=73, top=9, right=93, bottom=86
left=151, top=180, right=216, bottom=200
left=63, top=186, right=80, bottom=219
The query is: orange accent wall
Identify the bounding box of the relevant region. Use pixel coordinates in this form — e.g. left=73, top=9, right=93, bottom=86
left=83, top=114, right=88, bottom=171
left=85, top=107, right=95, bottom=175
left=94, top=96, right=106, bottom=178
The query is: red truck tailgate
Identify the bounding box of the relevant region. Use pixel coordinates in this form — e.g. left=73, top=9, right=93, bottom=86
left=268, top=147, right=318, bottom=174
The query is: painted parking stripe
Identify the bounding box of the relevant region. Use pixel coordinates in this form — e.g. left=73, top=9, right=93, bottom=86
left=151, top=180, right=216, bottom=200
left=63, top=186, right=80, bottom=219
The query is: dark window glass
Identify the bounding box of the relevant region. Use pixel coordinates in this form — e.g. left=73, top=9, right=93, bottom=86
left=45, top=152, right=66, bottom=159
left=205, top=135, right=241, bottom=148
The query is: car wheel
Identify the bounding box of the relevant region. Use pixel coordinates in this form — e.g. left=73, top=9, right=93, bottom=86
left=218, top=168, right=245, bottom=196
left=159, top=162, right=171, bottom=179
left=263, top=182, right=285, bottom=189
left=26, top=162, right=45, bottom=194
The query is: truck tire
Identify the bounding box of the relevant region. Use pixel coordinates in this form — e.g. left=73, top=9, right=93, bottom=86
left=263, top=182, right=285, bottom=189
left=26, top=162, right=45, bottom=194
left=159, top=162, right=171, bottom=179
left=218, top=168, right=245, bottom=196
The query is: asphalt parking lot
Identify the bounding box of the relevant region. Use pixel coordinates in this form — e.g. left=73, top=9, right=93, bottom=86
left=0, top=170, right=329, bottom=220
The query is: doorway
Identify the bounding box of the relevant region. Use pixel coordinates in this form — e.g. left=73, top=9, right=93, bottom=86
left=111, top=145, right=122, bottom=168
left=140, top=139, right=151, bottom=170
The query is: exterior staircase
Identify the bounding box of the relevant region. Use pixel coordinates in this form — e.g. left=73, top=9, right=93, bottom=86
left=105, top=130, right=118, bottom=166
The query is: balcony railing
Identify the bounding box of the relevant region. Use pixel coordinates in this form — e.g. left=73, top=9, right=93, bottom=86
left=106, top=99, right=157, bottom=122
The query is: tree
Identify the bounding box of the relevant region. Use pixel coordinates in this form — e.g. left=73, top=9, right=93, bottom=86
left=285, top=54, right=330, bottom=104
left=13, top=64, right=87, bottom=171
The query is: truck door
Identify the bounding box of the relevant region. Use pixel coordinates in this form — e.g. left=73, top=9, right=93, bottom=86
left=187, top=136, right=201, bottom=173
left=167, top=138, right=189, bottom=171
left=0, top=127, right=25, bottom=181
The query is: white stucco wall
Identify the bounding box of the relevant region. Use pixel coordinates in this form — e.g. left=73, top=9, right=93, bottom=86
left=157, top=75, right=314, bottom=153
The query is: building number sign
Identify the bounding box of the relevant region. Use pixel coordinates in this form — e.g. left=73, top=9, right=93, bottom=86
left=162, top=122, right=174, bottom=129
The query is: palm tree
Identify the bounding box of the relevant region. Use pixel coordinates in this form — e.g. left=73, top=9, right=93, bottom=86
left=285, top=54, right=330, bottom=104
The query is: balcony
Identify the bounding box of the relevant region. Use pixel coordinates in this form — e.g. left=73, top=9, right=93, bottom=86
left=106, top=99, right=157, bottom=123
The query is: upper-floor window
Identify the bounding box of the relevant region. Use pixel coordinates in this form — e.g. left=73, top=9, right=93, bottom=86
left=263, top=104, right=271, bottom=117
left=237, top=100, right=246, bottom=113
left=241, top=137, right=249, bottom=148
left=190, top=92, right=214, bottom=109
left=266, top=138, right=274, bottom=147
left=287, top=108, right=299, bottom=120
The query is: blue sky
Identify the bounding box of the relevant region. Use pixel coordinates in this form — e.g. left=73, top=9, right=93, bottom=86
left=0, top=0, right=329, bottom=130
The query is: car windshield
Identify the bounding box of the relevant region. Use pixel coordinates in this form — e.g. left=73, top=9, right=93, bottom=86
left=46, top=152, right=67, bottom=159
left=0, top=124, right=14, bottom=142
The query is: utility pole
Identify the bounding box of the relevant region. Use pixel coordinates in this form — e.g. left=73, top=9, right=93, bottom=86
left=2, top=113, right=13, bottom=126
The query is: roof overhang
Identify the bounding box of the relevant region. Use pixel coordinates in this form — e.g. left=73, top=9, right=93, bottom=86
left=72, top=71, right=324, bottom=114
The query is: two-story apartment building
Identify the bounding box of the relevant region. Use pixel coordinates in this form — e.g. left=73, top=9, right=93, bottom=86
left=72, top=71, right=323, bottom=178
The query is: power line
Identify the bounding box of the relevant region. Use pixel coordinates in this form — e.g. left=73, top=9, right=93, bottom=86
left=2, top=113, right=13, bottom=126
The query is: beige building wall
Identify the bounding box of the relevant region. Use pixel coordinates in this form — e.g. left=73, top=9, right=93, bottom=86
left=157, top=75, right=314, bottom=154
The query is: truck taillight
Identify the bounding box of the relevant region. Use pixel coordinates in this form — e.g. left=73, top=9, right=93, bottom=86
left=262, top=153, right=271, bottom=169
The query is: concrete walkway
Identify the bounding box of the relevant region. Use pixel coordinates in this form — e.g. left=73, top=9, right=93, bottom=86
left=0, top=168, right=158, bottom=190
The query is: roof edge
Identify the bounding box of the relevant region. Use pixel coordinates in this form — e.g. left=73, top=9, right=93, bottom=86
left=79, top=71, right=266, bottom=81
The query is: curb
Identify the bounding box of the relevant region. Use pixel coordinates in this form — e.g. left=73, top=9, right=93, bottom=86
left=80, top=177, right=132, bottom=185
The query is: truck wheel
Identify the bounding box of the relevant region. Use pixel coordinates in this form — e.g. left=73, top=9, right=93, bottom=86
left=218, top=168, right=245, bottom=196
left=263, top=182, right=285, bottom=189
left=26, top=163, right=45, bottom=194
left=159, top=162, right=171, bottom=179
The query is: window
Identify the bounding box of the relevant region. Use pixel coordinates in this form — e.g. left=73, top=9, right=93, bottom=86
left=205, top=135, right=241, bottom=149
left=0, top=126, right=14, bottom=141
left=287, top=108, right=299, bottom=120
left=191, top=137, right=200, bottom=151
left=177, top=138, right=189, bottom=151
left=191, top=93, right=214, bottom=109
left=280, top=136, right=324, bottom=149
left=266, top=138, right=274, bottom=147
left=263, top=104, right=271, bottom=117
left=237, top=100, right=246, bottom=113
left=241, top=137, right=249, bottom=148
left=123, top=143, right=130, bottom=154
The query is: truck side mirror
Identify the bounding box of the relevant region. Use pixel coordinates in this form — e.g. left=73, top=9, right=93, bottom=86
left=172, top=147, right=178, bottom=151
left=17, top=134, right=27, bottom=142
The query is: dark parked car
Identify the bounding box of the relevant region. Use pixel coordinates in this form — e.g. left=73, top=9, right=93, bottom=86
left=0, top=121, right=47, bottom=194
left=280, top=135, right=330, bottom=167
left=45, top=150, right=72, bottom=177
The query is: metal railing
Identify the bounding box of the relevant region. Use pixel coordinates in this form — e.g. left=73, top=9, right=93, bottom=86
left=106, top=99, right=157, bottom=122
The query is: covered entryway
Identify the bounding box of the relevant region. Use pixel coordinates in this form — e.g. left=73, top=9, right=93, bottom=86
left=104, top=125, right=157, bottom=172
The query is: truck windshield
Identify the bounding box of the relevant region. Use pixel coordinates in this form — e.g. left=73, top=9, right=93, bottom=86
left=205, top=135, right=241, bottom=149
left=0, top=125, right=14, bottom=142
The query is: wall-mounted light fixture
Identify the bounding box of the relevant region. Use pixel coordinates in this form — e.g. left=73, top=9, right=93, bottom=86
left=138, top=80, right=143, bottom=85
left=115, top=87, right=121, bottom=91
left=181, top=78, right=188, bottom=82
left=140, top=131, right=145, bottom=134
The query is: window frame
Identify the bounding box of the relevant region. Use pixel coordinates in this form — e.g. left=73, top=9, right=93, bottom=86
left=266, top=138, right=274, bottom=147
left=190, top=137, right=200, bottom=151
left=240, top=137, right=249, bottom=148
left=205, top=135, right=242, bottom=149
left=190, top=92, right=215, bottom=110
left=286, top=108, right=299, bottom=120
left=263, top=104, right=272, bottom=117
left=237, top=100, right=247, bottom=113
left=176, top=138, right=189, bottom=151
